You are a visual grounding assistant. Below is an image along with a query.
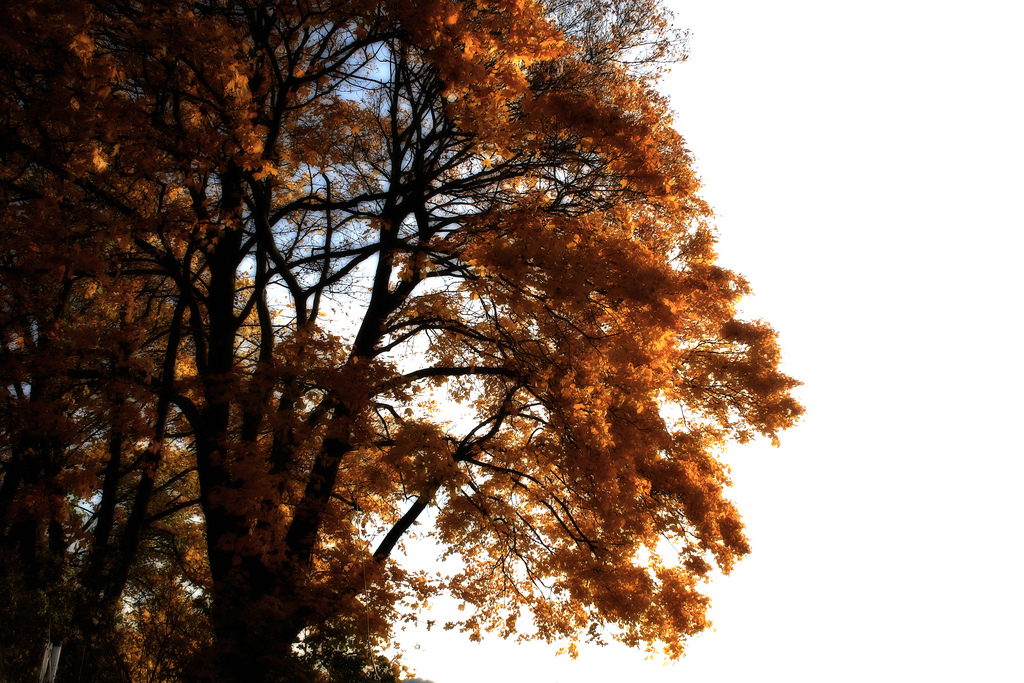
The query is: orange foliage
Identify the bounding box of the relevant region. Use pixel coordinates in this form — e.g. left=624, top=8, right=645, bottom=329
left=0, top=0, right=801, bottom=680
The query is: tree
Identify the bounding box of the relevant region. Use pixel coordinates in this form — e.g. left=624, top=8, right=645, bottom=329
left=0, top=0, right=802, bottom=680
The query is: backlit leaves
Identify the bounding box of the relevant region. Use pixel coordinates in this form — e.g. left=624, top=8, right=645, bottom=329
left=0, top=0, right=801, bottom=678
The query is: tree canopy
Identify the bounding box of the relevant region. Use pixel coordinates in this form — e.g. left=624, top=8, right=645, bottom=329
left=0, top=0, right=802, bottom=680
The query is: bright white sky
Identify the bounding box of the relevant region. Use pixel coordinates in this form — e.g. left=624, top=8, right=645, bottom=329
left=397, top=1, right=1024, bottom=680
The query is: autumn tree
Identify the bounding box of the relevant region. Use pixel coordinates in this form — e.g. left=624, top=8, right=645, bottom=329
left=0, top=0, right=801, bottom=680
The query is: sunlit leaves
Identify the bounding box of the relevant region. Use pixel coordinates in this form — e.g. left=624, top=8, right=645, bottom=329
left=0, top=0, right=801, bottom=678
